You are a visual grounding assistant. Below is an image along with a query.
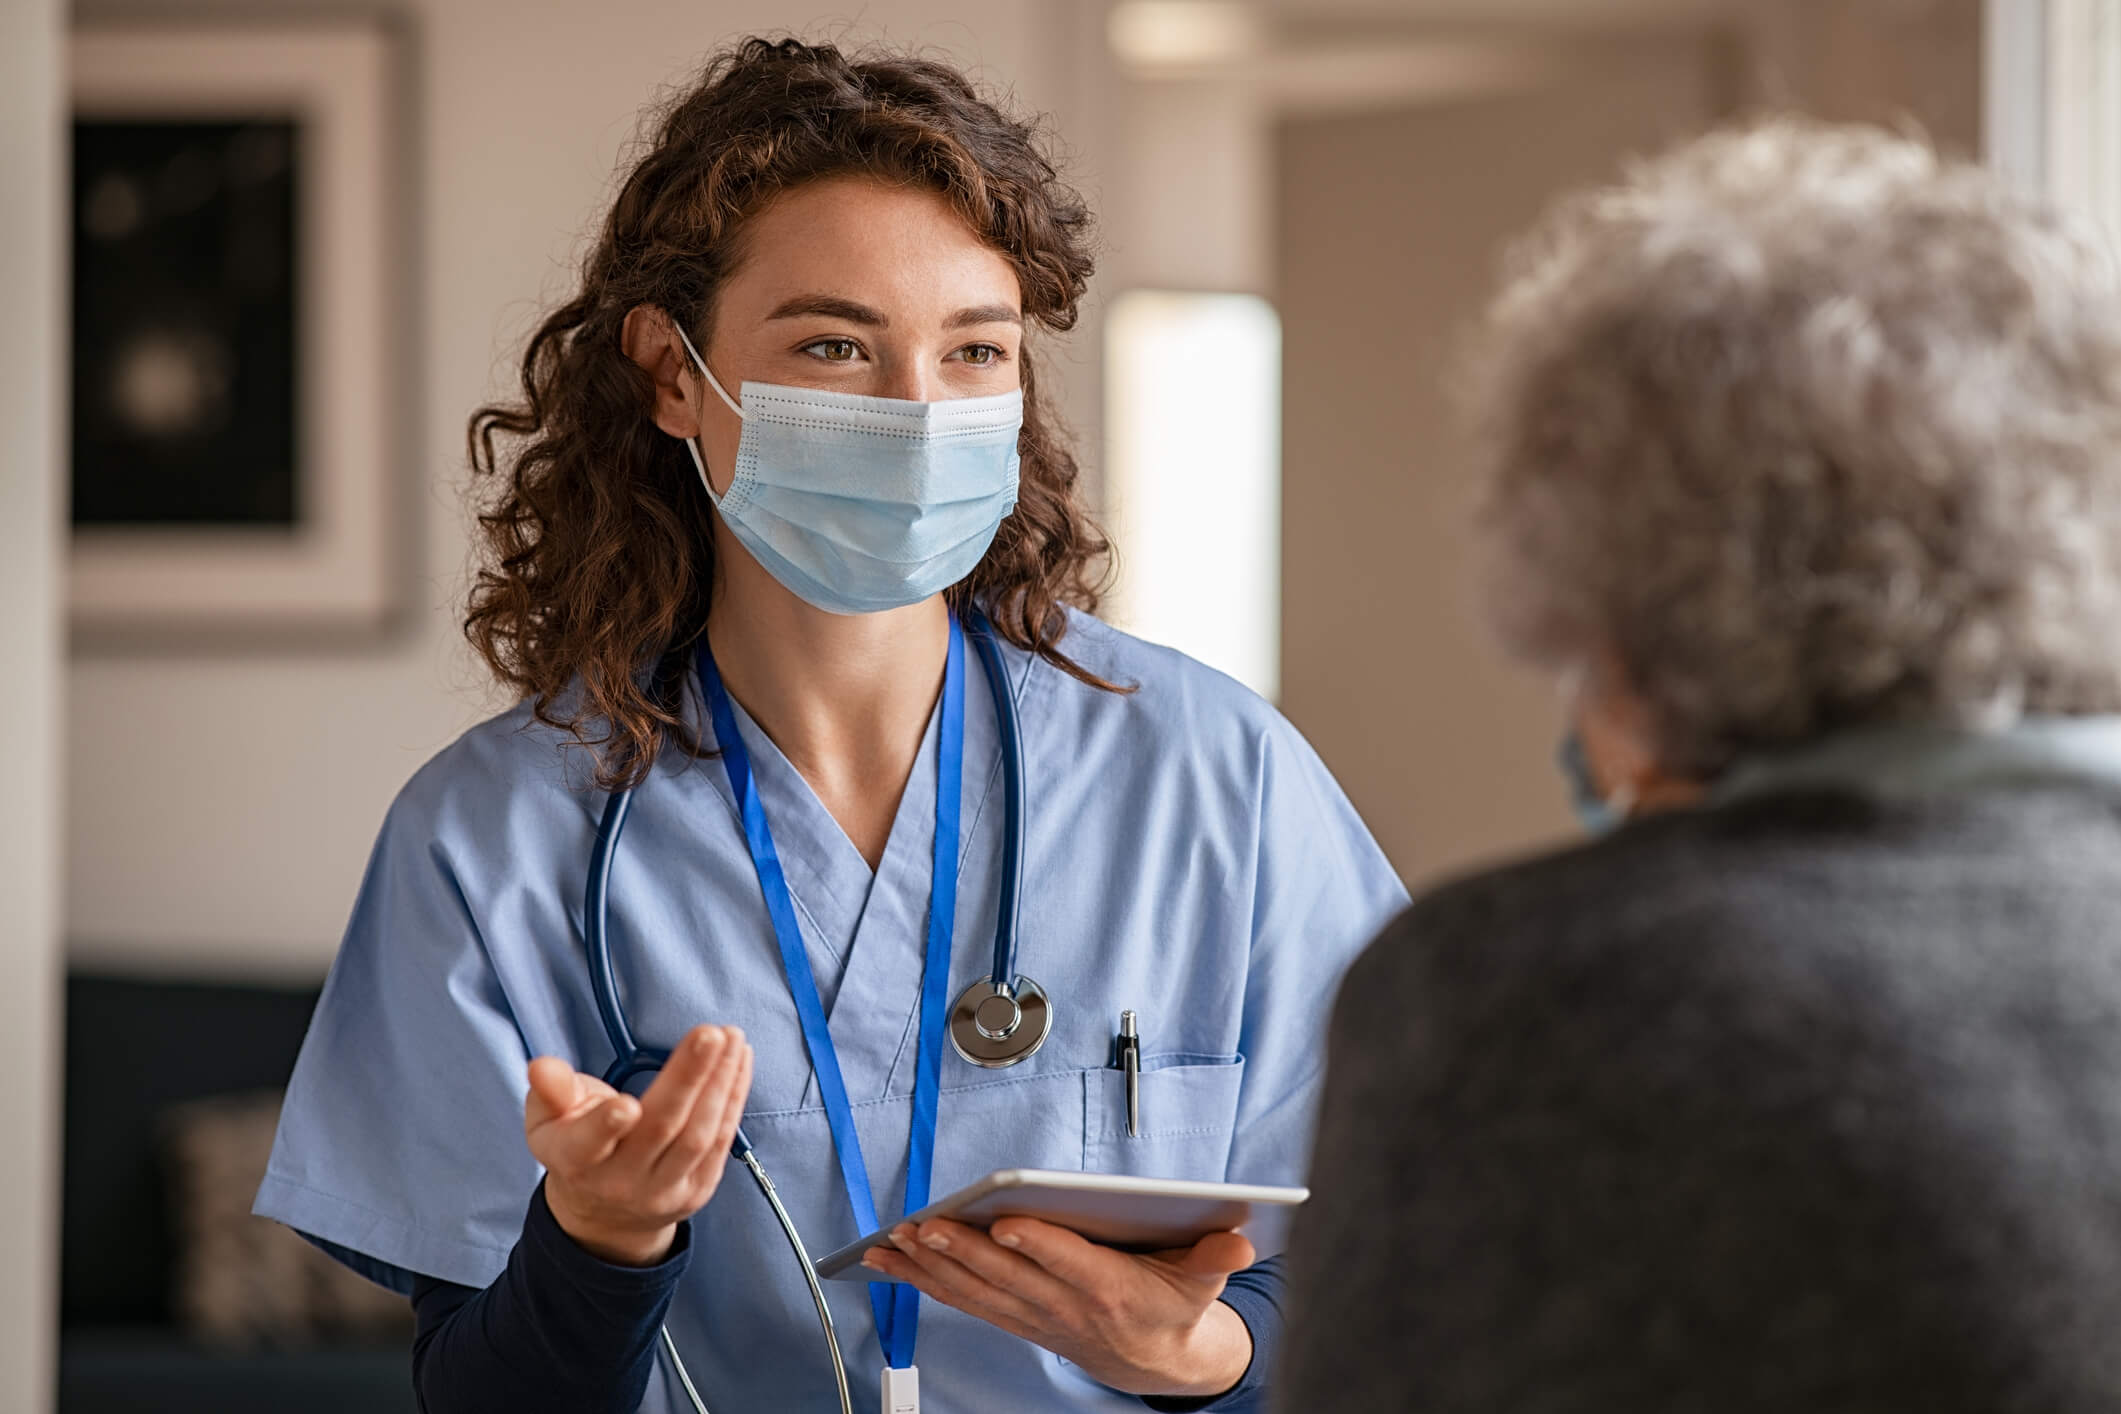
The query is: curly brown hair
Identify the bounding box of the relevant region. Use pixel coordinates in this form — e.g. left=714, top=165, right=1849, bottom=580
left=465, top=37, right=1114, bottom=789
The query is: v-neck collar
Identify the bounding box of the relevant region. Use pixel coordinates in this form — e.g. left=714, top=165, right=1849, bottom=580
left=836, top=637, right=1040, bottom=1100
left=704, top=686, right=933, bottom=1008
left=688, top=639, right=1040, bottom=1102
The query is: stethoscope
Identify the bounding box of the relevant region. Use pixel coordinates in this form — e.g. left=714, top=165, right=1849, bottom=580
left=578, top=608, right=1047, bottom=1413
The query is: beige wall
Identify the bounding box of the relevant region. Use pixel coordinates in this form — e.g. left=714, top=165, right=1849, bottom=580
left=63, top=0, right=1099, bottom=978
left=1276, top=39, right=1722, bottom=888
left=1738, top=0, right=1984, bottom=155
left=1272, top=1, right=1984, bottom=891
left=2, top=0, right=66, bottom=1400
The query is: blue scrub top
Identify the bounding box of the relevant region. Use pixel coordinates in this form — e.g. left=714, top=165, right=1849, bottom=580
left=257, top=610, right=1408, bottom=1413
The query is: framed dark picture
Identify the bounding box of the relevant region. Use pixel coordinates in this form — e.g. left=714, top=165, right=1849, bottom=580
left=74, top=117, right=301, bottom=529
left=70, top=21, right=399, bottom=641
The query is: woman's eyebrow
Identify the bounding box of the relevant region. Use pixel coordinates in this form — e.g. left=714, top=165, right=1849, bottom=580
left=762, top=295, right=1022, bottom=330
left=947, top=303, right=1023, bottom=329
left=766, top=294, right=888, bottom=325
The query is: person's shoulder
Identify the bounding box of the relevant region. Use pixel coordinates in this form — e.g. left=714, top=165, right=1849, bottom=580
left=386, top=693, right=593, bottom=834
left=1032, top=607, right=1294, bottom=750
left=1344, top=792, right=1910, bottom=1025
left=1345, top=809, right=1742, bottom=999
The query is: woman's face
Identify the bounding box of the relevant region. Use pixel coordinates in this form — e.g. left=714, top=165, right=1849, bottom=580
left=684, top=174, right=1025, bottom=496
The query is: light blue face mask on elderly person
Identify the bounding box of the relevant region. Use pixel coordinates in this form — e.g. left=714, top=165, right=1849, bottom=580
left=671, top=321, right=1022, bottom=616
left=1558, top=732, right=1641, bottom=836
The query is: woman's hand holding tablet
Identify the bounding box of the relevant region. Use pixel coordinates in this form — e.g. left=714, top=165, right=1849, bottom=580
left=837, top=1170, right=1306, bottom=1401
left=817, top=1170, right=1309, bottom=1280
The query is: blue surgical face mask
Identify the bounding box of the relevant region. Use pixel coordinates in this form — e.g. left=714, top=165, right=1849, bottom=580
left=672, top=321, right=1022, bottom=616
left=1558, top=731, right=1631, bottom=835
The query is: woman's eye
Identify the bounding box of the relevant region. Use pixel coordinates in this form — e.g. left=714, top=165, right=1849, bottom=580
left=802, top=338, right=861, bottom=363
left=958, top=343, right=1005, bottom=367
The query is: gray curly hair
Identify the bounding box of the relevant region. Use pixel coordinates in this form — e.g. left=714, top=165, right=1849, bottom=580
left=1474, top=117, right=2121, bottom=775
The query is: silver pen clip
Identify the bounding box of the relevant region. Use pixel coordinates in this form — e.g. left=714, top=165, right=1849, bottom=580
left=1118, top=1009, right=1140, bottom=1139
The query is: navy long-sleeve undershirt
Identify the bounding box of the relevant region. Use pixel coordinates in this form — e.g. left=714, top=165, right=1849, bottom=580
left=408, top=1180, right=1283, bottom=1412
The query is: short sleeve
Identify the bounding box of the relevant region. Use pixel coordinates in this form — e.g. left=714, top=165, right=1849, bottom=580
left=1226, top=719, right=1410, bottom=1203
left=253, top=782, right=544, bottom=1293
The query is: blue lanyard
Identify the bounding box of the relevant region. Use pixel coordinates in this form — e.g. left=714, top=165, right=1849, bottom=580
left=697, top=613, right=965, bottom=1371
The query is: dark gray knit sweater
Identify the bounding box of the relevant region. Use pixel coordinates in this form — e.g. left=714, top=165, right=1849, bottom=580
left=1279, top=782, right=2121, bottom=1413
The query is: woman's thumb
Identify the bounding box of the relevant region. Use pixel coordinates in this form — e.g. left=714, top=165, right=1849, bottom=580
left=525, top=1056, right=580, bottom=1123
left=1178, top=1230, right=1256, bottom=1281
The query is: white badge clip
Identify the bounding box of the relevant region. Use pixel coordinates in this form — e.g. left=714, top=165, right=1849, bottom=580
left=882, top=1364, right=920, bottom=1414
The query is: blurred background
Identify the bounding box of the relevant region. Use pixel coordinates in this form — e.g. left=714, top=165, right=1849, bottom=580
left=2, top=0, right=2114, bottom=1409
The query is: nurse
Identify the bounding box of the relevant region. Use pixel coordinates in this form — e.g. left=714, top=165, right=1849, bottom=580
left=256, top=35, right=1405, bottom=1414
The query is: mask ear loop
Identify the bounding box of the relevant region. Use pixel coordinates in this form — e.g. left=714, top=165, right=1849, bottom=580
left=669, top=317, right=745, bottom=505
left=1560, top=663, right=1643, bottom=825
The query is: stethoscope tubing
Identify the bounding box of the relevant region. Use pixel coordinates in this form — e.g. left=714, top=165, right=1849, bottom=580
left=963, top=611, right=1026, bottom=995
left=582, top=608, right=1027, bottom=1152
left=585, top=784, right=643, bottom=1065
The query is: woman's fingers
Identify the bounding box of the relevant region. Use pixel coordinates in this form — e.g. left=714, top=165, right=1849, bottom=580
left=525, top=1059, right=620, bottom=1132
left=522, top=1032, right=751, bottom=1271
left=526, top=1059, right=639, bottom=1192
left=617, top=1025, right=725, bottom=1167
left=984, top=1216, right=1127, bottom=1292
left=878, top=1224, right=1045, bottom=1333
left=983, top=1218, right=1252, bottom=1296
left=530, top=1090, right=639, bottom=1173
left=906, top=1219, right=1075, bottom=1309
left=650, top=1030, right=749, bottom=1186
left=865, top=1218, right=1261, bottom=1398
left=524, top=1030, right=752, bottom=1218
left=700, top=1042, right=755, bottom=1170
left=523, top=1056, right=582, bottom=1131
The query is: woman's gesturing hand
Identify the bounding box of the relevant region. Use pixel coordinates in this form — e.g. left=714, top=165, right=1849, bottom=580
left=524, top=1024, right=755, bottom=1267
left=862, top=1216, right=1257, bottom=1399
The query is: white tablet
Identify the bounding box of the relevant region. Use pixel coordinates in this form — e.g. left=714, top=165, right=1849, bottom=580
left=812, top=1168, right=1309, bottom=1282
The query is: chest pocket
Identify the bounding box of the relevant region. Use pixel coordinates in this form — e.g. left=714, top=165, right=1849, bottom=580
left=1084, top=1054, right=1245, bottom=1179
left=925, top=1065, right=1092, bottom=1200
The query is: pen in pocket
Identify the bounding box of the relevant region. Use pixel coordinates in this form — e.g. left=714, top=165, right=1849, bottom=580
left=1117, top=1009, right=1141, bottom=1138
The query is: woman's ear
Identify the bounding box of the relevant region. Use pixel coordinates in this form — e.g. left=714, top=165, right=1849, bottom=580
left=620, top=305, right=702, bottom=440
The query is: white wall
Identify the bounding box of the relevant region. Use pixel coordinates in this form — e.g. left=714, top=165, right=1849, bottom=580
left=65, top=0, right=1102, bottom=979
left=1, top=0, right=66, bottom=1400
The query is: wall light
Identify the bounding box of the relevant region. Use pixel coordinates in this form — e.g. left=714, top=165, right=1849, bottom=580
left=2049, top=0, right=2121, bottom=246
left=1989, top=0, right=2121, bottom=247
left=1104, top=290, right=1281, bottom=700
left=1107, top=1, right=1263, bottom=70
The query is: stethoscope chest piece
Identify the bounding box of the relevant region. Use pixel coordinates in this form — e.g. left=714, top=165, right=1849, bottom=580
left=949, top=975, right=1052, bottom=1068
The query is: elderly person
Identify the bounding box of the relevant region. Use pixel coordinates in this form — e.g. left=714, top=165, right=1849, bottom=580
left=1278, top=120, right=2121, bottom=1413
